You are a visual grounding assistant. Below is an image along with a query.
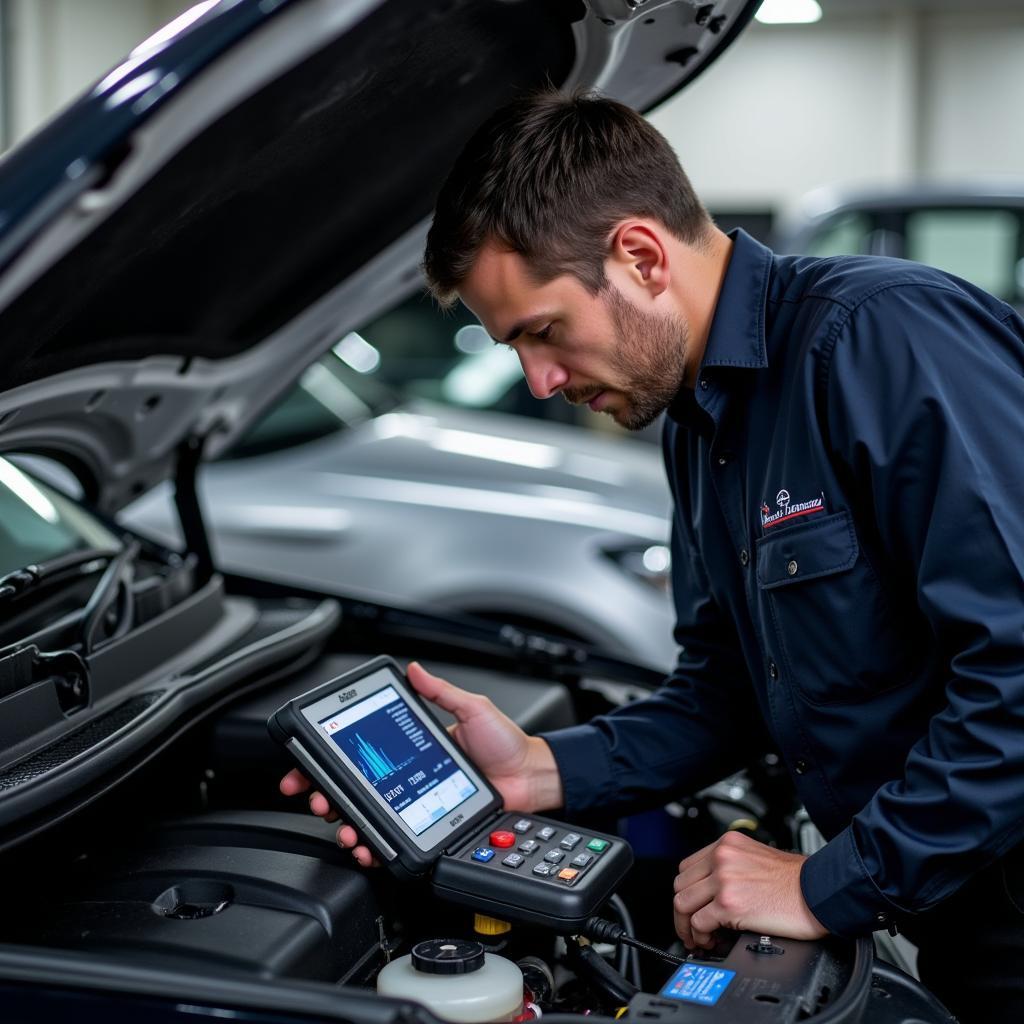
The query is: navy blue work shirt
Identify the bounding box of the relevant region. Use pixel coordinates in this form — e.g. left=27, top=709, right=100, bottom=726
left=541, top=228, right=1024, bottom=937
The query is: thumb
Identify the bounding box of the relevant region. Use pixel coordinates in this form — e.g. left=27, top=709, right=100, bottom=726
left=406, top=661, right=478, bottom=723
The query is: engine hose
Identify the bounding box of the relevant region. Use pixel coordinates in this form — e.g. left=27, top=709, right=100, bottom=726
left=564, top=939, right=639, bottom=1007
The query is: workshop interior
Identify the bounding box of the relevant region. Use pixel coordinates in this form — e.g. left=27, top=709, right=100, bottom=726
left=0, top=1, right=1021, bottom=1022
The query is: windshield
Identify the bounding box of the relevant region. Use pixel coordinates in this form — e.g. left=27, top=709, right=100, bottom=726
left=0, top=458, right=121, bottom=576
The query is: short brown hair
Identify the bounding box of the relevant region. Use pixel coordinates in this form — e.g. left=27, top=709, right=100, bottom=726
left=422, top=89, right=710, bottom=307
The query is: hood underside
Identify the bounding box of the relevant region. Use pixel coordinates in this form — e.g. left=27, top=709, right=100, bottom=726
left=0, top=0, right=757, bottom=513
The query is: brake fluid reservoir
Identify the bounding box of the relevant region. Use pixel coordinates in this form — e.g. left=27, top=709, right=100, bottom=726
left=377, top=938, right=523, bottom=1022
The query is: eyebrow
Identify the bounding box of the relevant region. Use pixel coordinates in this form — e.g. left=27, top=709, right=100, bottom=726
left=496, top=314, right=555, bottom=345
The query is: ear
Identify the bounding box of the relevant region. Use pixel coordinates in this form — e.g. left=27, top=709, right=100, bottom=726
left=608, top=221, right=670, bottom=297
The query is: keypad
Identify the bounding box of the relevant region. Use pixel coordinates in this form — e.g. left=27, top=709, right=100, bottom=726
left=464, top=814, right=618, bottom=886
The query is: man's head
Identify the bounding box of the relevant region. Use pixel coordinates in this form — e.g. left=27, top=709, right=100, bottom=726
left=422, top=89, right=727, bottom=430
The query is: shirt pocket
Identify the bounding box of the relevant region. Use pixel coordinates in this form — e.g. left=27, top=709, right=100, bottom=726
left=755, top=509, right=917, bottom=705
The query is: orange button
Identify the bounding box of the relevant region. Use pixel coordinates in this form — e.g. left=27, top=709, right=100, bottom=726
left=557, top=868, right=579, bottom=882
left=489, top=830, right=516, bottom=848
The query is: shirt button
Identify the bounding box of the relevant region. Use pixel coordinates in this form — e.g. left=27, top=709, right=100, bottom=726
left=699, top=378, right=709, bottom=391
left=787, top=560, right=798, bottom=576
left=875, top=912, right=890, bottom=926
left=794, top=759, right=809, bottom=774
left=717, top=454, right=730, bottom=466
left=768, top=660, right=779, bottom=681
left=739, top=548, right=749, bottom=567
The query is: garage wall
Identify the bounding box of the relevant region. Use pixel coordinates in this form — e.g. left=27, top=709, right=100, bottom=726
left=920, top=10, right=1024, bottom=179
left=2, top=2, right=1024, bottom=214
left=649, top=7, right=1024, bottom=213
left=3, top=0, right=192, bottom=147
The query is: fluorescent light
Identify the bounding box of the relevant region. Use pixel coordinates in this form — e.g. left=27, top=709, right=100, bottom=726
left=333, top=331, right=381, bottom=374
left=453, top=324, right=491, bottom=354
left=755, top=0, right=822, bottom=25
left=0, top=459, right=58, bottom=523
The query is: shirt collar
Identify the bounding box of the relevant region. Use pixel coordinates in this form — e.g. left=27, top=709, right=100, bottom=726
left=667, top=227, right=772, bottom=427
left=701, top=227, right=772, bottom=371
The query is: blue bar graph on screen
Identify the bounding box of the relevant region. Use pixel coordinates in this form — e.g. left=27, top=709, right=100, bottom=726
left=350, top=731, right=399, bottom=783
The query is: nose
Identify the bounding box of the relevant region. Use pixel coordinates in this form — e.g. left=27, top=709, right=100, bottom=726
left=518, top=346, right=569, bottom=399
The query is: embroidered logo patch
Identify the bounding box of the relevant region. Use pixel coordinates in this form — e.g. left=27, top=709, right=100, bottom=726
left=760, top=489, right=825, bottom=530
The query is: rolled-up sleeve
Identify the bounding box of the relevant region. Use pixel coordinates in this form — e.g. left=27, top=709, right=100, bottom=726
left=801, top=283, right=1024, bottom=935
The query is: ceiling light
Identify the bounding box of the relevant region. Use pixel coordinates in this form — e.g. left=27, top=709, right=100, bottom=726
left=755, top=0, right=822, bottom=25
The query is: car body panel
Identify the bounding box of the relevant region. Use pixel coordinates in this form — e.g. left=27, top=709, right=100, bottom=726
left=123, top=400, right=678, bottom=669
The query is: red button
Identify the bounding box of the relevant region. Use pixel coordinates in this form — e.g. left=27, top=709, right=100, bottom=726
left=489, top=830, right=516, bottom=848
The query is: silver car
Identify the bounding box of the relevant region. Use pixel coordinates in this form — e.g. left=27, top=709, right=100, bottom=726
left=122, top=347, right=678, bottom=671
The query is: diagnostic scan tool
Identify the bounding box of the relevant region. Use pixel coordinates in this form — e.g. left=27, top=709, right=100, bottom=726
left=269, top=656, right=632, bottom=929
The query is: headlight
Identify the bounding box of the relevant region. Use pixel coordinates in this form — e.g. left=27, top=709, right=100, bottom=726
left=603, top=542, right=672, bottom=593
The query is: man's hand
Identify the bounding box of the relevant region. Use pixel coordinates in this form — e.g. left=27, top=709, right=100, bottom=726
left=279, top=661, right=564, bottom=865
left=672, top=830, right=828, bottom=948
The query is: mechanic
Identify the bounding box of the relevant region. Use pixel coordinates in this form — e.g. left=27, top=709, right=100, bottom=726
left=282, top=90, right=1024, bottom=1021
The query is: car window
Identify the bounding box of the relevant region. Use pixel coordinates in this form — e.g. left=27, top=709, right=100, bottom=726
left=0, top=457, right=121, bottom=576
left=904, top=208, right=1021, bottom=303
left=227, top=351, right=396, bottom=459
left=803, top=211, right=872, bottom=257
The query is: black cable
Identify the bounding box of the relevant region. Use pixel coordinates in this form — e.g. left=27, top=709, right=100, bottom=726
left=582, top=916, right=687, bottom=967
left=607, top=894, right=642, bottom=987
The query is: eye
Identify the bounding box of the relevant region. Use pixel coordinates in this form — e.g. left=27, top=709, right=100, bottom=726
left=534, top=324, right=553, bottom=341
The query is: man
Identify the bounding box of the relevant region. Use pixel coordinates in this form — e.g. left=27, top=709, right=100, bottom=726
left=283, top=90, right=1024, bottom=1020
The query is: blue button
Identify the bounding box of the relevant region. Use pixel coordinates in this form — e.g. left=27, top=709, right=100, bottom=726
left=472, top=847, right=495, bottom=862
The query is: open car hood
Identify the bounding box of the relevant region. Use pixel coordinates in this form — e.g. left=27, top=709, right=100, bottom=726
left=0, top=0, right=758, bottom=515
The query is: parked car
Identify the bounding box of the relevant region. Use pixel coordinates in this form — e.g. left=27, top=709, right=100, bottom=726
left=775, top=183, right=1024, bottom=312
left=0, top=1, right=946, bottom=1021
left=120, top=344, right=678, bottom=671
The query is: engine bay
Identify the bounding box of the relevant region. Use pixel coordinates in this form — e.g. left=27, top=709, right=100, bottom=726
left=0, top=579, right=951, bottom=1023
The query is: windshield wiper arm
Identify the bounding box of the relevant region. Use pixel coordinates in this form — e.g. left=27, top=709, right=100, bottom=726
left=0, top=548, right=121, bottom=603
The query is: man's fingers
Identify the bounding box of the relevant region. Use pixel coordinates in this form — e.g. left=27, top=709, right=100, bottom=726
left=308, top=790, right=339, bottom=821
left=673, top=905, right=695, bottom=950
left=336, top=826, right=380, bottom=867
left=407, top=662, right=479, bottom=723
left=279, top=768, right=311, bottom=796
left=690, top=902, right=726, bottom=941
left=673, top=875, right=717, bottom=915
left=674, top=849, right=715, bottom=893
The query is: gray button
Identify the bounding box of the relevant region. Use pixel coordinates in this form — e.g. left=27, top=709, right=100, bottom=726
left=787, top=560, right=798, bottom=576
left=560, top=833, right=582, bottom=850
left=502, top=853, right=525, bottom=868
left=513, top=819, right=532, bottom=833
left=544, top=849, right=565, bottom=864
left=571, top=852, right=594, bottom=868
left=795, top=759, right=809, bottom=775
left=739, top=548, right=749, bottom=567
left=699, top=378, right=709, bottom=391
left=537, top=826, right=557, bottom=841
left=717, top=455, right=728, bottom=466
left=768, top=660, right=779, bottom=681
left=518, top=839, right=540, bottom=854
left=532, top=862, right=553, bottom=876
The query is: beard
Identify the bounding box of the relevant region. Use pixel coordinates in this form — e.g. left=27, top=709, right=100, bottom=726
left=562, top=285, right=689, bottom=431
